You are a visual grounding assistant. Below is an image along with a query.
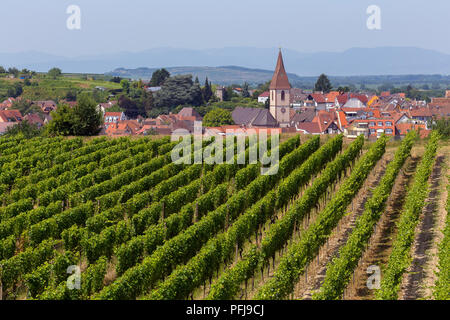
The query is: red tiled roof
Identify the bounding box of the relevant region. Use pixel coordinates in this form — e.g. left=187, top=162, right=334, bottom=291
left=409, top=108, right=433, bottom=117
left=336, top=111, right=348, bottom=129
left=296, top=122, right=322, bottom=134
left=259, top=91, right=270, bottom=98
left=0, top=110, right=23, bottom=122
left=104, top=112, right=123, bottom=117
left=350, top=93, right=369, bottom=104
left=336, top=94, right=348, bottom=106
left=310, top=93, right=326, bottom=104
left=325, top=91, right=339, bottom=103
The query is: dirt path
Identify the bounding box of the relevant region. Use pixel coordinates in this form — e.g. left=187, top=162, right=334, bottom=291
left=292, top=151, right=392, bottom=300
left=344, top=154, right=420, bottom=299
left=399, top=148, right=449, bottom=300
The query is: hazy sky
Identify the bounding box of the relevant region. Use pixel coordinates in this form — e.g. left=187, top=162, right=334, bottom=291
left=1, top=0, right=449, bottom=56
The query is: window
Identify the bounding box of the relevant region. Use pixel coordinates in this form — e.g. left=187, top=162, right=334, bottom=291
left=281, top=91, right=285, bottom=101
left=370, top=129, right=376, bottom=134
left=378, top=121, right=383, bottom=126
left=385, top=129, right=393, bottom=134
left=369, top=122, right=375, bottom=127
left=386, top=121, right=392, bottom=126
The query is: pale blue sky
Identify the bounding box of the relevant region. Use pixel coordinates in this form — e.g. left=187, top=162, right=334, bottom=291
left=1, top=0, right=449, bottom=56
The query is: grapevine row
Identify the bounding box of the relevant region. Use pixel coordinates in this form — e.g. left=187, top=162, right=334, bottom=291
left=255, top=135, right=388, bottom=299
left=376, top=131, right=439, bottom=300
left=313, top=130, right=417, bottom=300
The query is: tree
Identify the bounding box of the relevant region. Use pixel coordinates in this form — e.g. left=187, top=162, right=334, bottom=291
left=202, top=108, right=234, bottom=127
left=154, top=75, right=203, bottom=110
left=150, top=69, right=170, bottom=86
left=7, top=67, right=19, bottom=77
left=202, top=77, right=213, bottom=102
left=7, top=82, right=23, bottom=98
left=48, top=67, right=62, bottom=79
left=118, top=95, right=140, bottom=119
left=337, top=86, right=350, bottom=95
left=5, top=120, right=42, bottom=138
left=110, top=76, right=122, bottom=83
left=314, top=74, right=332, bottom=93
left=0, top=66, right=6, bottom=74
left=65, top=89, right=77, bottom=101
left=140, top=90, right=154, bottom=115
left=431, top=118, right=450, bottom=138
left=46, top=104, right=75, bottom=136
left=46, top=94, right=102, bottom=136
left=120, top=79, right=130, bottom=94
left=242, top=82, right=250, bottom=98
left=71, top=94, right=103, bottom=136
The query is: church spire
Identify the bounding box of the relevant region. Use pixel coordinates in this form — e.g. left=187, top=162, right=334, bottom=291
left=269, top=49, right=291, bottom=90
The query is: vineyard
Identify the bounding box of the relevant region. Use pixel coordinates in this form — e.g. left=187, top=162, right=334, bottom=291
left=0, top=132, right=448, bottom=300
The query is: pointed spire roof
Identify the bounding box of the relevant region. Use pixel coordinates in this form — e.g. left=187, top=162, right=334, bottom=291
left=270, top=49, right=291, bottom=90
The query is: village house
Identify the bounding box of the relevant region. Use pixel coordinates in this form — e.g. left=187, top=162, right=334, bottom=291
left=24, top=114, right=44, bottom=128
left=258, top=91, right=269, bottom=104
left=0, top=97, right=17, bottom=110
left=0, top=109, right=23, bottom=122
left=105, top=120, right=141, bottom=136
left=104, top=112, right=127, bottom=125
left=232, top=107, right=278, bottom=128
left=97, top=101, right=118, bottom=115
left=32, top=100, right=57, bottom=114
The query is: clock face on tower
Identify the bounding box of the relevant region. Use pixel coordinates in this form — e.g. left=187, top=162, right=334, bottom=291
left=281, top=108, right=286, bottom=113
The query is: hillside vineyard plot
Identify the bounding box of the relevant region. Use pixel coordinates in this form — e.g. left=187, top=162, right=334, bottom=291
left=0, top=132, right=447, bottom=301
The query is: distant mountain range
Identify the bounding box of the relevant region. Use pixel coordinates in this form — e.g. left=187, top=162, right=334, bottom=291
left=1, top=46, right=450, bottom=78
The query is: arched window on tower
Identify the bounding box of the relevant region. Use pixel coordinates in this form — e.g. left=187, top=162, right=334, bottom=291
left=281, top=91, right=285, bottom=101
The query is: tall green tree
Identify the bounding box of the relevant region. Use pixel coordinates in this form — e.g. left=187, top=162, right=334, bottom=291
left=120, top=79, right=130, bottom=94
left=72, top=94, right=103, bottom=136
left=150, top=69, right=170, bottom=86
left=46, top=94, right=102, bottom=136
left=46, top=104, right=74, bottom=136
left=48, top=67, right=62, bottom=79
left=7, top=82, right=23, bottom=98
left=202, top=77, right=213, bottom=102
left=154, top=74, right=203, bottom=110
left=242, top=82, right=250, bottom=98
left=314, top=74, right=332, bottom=93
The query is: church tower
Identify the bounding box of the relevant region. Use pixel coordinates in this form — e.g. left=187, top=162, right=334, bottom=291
left=269, top=49, right=291, bottom=127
